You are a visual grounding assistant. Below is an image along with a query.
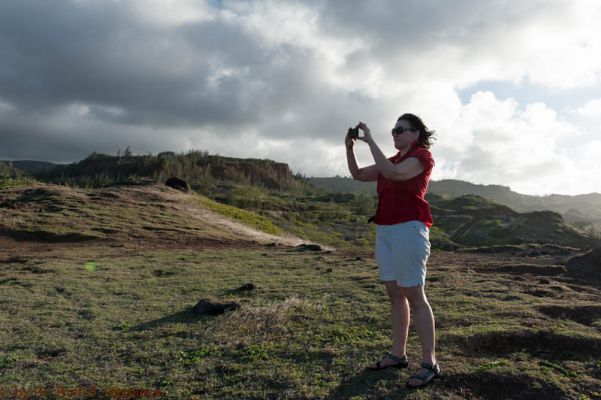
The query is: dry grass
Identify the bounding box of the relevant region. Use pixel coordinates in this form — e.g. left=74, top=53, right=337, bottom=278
left=1, top=184, right=600, bottom=399
left=0, top=244, right=600, bottom=399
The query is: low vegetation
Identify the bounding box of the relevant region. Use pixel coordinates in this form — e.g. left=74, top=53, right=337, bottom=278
left=0, top=177, right=36, bottom=190
left=196, top=195, right=282, bottom=236
left=0, top=244, right=599, bottom=399
left=36, top=150, right=311, bottom=193
left=1, top=152, right=600, bottom=398
left=6, top=150, right=595, bottom=250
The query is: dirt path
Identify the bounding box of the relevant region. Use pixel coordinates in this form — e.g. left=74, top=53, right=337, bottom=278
left=0, top=183, right=335, bottom=258
left=157, top=186, right=333, bottom=249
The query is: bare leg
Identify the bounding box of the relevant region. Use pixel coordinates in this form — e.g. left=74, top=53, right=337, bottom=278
left=371, top=281, right=410, bottom=367
left=404, top=285, right=437, bottom=386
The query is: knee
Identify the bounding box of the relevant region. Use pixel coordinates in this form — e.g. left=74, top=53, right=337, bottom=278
left=407, top=295, right=429, bottom=310
left=389, top=294, right=408, bottom=308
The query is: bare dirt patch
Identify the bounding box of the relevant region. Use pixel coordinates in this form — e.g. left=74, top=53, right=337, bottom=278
left=454, top=330, right=601, bottom=360
left=567, top=248, right=601, bottom=287
left=472, top=263, right=567, bottom=276
left=538, top=305, right=601, bottom=328
left=442, top=371, right=565, bottom=400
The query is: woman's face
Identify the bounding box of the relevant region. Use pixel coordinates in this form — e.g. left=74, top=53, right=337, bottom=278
left=392, top=119, right=419, bottom=149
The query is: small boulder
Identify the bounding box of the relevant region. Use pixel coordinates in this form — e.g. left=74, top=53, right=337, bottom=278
left=232, top=283, right=256, bottom=293
left=227, top=283, right=257, bottom=294
left=296, top=244, right=323, bottom=252
left=567, top=247, right=601, bottom=278
left=591, top=248, right=601, bottom=265
left=165, top=177, right=191, bottom=193
left=193, top=299, right=240, bottom=316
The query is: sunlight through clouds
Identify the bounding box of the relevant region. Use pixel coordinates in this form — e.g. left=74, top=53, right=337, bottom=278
left=1, top=0, right=600, bottom=194
left=433, top=91, right=592, bottom=195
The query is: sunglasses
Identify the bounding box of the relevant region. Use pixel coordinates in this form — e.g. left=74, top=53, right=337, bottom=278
left=391, top=127, right=415, bottom=136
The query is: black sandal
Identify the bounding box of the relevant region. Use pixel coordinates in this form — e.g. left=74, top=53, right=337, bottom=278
left=368, top=352, right=409, bottom=370
left=406, top=362, right=442, bottom=389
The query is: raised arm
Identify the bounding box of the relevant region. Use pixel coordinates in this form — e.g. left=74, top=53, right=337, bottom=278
left=357, top=122, right=426, bottom=181
left=346, top=130, right=379, bottom=182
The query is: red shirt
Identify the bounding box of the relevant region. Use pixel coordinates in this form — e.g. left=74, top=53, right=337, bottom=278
left=374, top=145, right=434, bottom=227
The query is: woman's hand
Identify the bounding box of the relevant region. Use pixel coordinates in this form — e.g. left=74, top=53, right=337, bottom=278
left=345, top=129, right=356, bottom=150
left=357, top=121, right=374, bottom=144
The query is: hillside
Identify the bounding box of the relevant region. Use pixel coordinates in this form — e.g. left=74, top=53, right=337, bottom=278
left=1, top=181, right=601, bottom=398
left=1, top=193, right=600, bottom=399
left=309, top=176, right=601, bottom=230
left=0, top=183, right=308, bottom=248
left=428, top=194, right=600, bottom=249
left=430, top=179, right=601, bottom=221
left=309, top=176, right=376, bottom=194
left=3, top=151, right=600, bottom=250
left=8, top=156, right=601, bottom=227
left=0, top=160, right=61, bottom=175
left=34, top=151, right=307, bottom=193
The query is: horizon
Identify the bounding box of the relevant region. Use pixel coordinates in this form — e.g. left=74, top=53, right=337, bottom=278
left=3, top=153, right=601, bottom=198
left=1, top=1, right=601, bottom=196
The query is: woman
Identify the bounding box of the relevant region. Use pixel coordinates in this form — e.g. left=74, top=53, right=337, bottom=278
left=345, top=113, right=440, bottom=389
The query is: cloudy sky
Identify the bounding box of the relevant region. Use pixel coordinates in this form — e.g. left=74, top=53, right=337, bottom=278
left=1, top=0, right=600, bottom=195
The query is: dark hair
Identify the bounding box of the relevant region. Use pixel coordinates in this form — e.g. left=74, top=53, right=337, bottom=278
left=397, top=113, right=435, bottom=149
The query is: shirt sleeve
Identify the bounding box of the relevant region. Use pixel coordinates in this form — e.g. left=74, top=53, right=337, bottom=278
left=410, top=148, right=434, bottom=171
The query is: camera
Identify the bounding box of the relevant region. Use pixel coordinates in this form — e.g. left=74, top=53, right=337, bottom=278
left=347, top=126, right=359, bottom=138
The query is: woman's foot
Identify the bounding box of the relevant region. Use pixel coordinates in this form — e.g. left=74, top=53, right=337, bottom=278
left=406, top=362, right=441, bottom=388
left=368, top=352, right=408, bottom=370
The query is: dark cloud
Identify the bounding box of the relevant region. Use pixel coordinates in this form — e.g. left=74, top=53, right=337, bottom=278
left=0, top=0, right=599, bottom=196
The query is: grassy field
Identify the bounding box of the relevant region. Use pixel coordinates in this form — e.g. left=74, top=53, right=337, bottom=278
left=1, top=240, right=600, bottom=399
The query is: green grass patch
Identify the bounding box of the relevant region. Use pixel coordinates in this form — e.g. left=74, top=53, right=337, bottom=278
left=472, top=359, right=509, bottom=373
left=1, top=244, right=600, bottom=399
left=179, top=345, right=220, bottom=366
left=539, top=360, right=578, bottom=377
left=0, top=177, right=35, bottom=189
left=0, top=355, right=15, bottom=369
left=196, top=195, right=283, bottom=235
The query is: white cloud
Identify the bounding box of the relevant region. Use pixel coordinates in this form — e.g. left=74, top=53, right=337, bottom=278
left=0, top=98, right=14, bottom=113
left=129, top=0, right=216, bottom=26
left=575, top=98, right=601, bottom=121
left=429, top=91, right=598, bottom=195
left=2, top=0, right=601, bottom=194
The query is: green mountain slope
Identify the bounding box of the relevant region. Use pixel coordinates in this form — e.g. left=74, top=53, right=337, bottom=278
left=35, top=151, right=309, bottom=193
left=309, top=177, right=601, bottom=227
left=0, top=183, right=295, bottom=246
left=0, top=160, right=61, bottom=175
left=428, top=194, right=599, bottom=248
left=4, top=153, right=600, bottom=250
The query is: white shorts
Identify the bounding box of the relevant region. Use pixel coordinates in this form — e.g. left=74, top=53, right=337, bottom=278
left=375, top=220, right=431, bottom=287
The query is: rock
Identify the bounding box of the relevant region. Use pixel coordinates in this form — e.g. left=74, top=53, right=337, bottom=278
left=193, top=299, right=240, bottom=316
left=233, top=283, right=255, bottom=292
left=296, top=244, right=323, bottom=251
left=153, top=269, right=175, bottom=277
left=567, top=247, right=601, bottom=278
left=591, top=248, right=601, bottom=264
left=165, top=176, right=191, bottom=193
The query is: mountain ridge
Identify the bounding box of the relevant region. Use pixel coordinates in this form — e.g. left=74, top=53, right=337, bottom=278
left=3, top=155, right=600, bottom=247
left=308, top=176, right=601, bottom=225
